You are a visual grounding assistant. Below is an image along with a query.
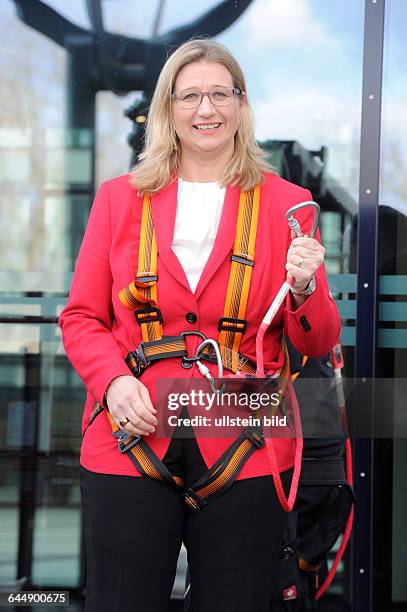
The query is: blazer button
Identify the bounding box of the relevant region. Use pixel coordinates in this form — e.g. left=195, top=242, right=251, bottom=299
left=186, top=312, right=197, bottom=324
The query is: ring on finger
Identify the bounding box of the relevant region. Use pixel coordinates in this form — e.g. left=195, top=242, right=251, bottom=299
left=119, top=417, right=130, bottom=427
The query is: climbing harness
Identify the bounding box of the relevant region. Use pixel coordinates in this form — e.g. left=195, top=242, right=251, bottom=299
left=90, top=186, right=263, bottom=511
left=88, top=189, right=321, bottom=513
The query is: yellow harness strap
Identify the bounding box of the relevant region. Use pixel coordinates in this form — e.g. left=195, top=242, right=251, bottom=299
left=118, top=194, right=163, bottom=342
left=218, top=186, right=260, bottom=372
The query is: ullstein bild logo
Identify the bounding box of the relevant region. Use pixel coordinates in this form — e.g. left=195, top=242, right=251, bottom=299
left=167, top=413, right=287, bottom=428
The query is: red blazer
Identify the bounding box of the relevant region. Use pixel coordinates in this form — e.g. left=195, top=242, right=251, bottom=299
left=59, top=172, right=340, bottom=479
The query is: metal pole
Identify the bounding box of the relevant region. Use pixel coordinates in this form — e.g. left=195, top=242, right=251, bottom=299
left=17, top=352, right=41, bottom=584
left=353, top=1, right=385, bottom=610
left=65, top=34, right=97, bottom=266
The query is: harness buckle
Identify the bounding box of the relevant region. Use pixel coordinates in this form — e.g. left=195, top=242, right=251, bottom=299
left=135, top=307, right=162, bottom=326
left=245, top=427, right=265, bottom=448
left=112, top=429, right=141, bottom=453
left=182, top=488, right=208, bottom=511
left=231, top=254, right=255, bottom=267
left=218, top=317, right=247, bottom=334
left=126, top=348, right=149, bottom=378
left=136, top=274, right=158, bottom=284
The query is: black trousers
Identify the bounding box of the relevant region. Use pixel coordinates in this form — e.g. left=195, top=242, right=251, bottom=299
left=80, top=438, right=291, bottom=612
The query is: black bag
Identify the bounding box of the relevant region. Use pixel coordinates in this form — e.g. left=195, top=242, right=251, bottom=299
left=269, top=512, right=304, bottom=610
left=287, top=339, right=354, bottom=610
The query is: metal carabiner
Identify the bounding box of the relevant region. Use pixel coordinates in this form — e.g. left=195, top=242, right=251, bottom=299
left=194, top=338, right=225, bottom=393
left=181, top=331, right=207, bottom=369
left=286, top=200, right=320, bottom=238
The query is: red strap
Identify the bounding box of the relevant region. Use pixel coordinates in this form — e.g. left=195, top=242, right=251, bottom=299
left=266, top=380, right=303, bottom=512
left=315, top=437, right=354, bottom=599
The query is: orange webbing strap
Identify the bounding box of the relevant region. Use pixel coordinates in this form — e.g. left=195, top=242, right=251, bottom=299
left=199, top=345, right=257, bottom=375
left=291, top=355, right=309, bottom=382
left=142, top=337, right=188, bottom=362
left=106, top=412, right=184, bottom=489
left=182, top=427, right=264, bottom=511
left=104, top=402, right=264, bottom=512
left=219, top=186, right=260, bottom=373
left=95, top=403, right=264, bottom=510
left=118, top=194, right=163, bottom=342
left=235, top=358, right=256, bottom=375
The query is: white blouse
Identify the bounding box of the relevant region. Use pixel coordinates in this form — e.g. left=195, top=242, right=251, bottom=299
left=172, top=178, right=226, bottom=292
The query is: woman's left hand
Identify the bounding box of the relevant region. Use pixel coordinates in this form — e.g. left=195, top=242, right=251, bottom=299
left=286, top=236, right=325, bottom=292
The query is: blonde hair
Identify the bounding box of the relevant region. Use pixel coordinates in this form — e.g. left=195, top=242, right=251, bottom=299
left=130, top=39, right=275, bottom=193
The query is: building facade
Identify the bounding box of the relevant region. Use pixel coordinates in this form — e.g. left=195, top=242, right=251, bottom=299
left=0, top=1, right=406, bottom=609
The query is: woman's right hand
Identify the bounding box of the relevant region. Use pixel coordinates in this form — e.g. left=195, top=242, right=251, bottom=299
left=105, top=375, right=158, bottom=437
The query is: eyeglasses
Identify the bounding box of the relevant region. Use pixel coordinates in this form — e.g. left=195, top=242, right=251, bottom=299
left=171, top=86, right=242, bottom=109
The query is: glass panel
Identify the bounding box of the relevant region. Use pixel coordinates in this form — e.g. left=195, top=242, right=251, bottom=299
left=0, top=459, right=20, bottom=584
left=0, top=328, right=84, bottom=455
left=219, top=0, right=364, bottom=199
left=2, top=0, right=367, bottom=603
left=32, top=458, right=81, bottom=588
left=217, top=0, right=364, bottom=378
left=95, top=91, right=137, bottom=184
left=379, top=0, right=407, bottom=605
left=0, top=333, right=83, bottom=588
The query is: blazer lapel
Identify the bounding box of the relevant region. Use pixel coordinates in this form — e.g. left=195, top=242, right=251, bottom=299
left=194, top=183, right=240, bottom=299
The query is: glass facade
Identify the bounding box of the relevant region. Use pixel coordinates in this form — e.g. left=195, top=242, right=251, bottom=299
left=378, top=0, right=407, bottom=605
left=0, top=1, right=405, bottom=609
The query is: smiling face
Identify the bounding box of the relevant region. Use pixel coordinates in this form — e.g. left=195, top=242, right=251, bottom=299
left=171, top=61, right=242, bottom=161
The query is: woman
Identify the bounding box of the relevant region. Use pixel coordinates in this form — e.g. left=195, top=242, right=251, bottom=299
left=59, top=39, right=340, bottom=612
